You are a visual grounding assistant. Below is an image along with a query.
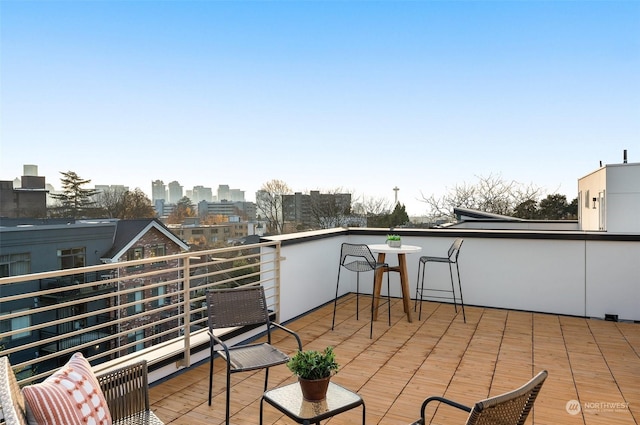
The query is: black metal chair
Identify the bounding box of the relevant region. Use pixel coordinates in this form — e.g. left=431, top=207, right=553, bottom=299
left=331, top=242, right=391, bottom=338
left=410, top=370, right=548, bottom=425
left=207, top=285, right=302, bottom=425
left=414, top=238, right=466, bottom=322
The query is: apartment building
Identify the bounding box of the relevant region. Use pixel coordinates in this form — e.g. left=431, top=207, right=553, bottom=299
left=0, top=218, right=189, bottom=368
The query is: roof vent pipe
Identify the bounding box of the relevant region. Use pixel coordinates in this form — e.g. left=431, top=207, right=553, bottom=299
left=623, top=149, right=627, bottom=164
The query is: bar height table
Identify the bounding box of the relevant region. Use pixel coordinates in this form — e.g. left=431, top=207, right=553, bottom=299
left=368, top=244, right=422, bottom=323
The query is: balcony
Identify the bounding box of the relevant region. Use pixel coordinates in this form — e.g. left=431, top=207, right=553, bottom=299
left=1, top=227, right=639, bottom=424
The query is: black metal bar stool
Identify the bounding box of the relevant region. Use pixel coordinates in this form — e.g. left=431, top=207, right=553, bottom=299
left=414, top=238, right=466, bottom=322
left=332, top=243, right=391, bottom=338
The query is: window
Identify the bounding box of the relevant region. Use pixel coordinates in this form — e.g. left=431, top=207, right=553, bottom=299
left=127, top=330, right=145, bottom=354
left=149, top=244, right=166, bottom=266
left=71, top=304, right=87, bottom=330
left=585, top=190, right=590, bottom=208
left=152, top=324, right=164, bottom=345
left=58, top=248, right=85, bottom=269
left=127, top=289, right=144, bottom=315
left=151, top=283, right=166, bottom=308
left=126, top=247, right=144, bottom=270
left=149, top=244, right=165, bottom=258
left=0, top=253, right=31, bottom=277
left=126, top=247, right=144, bottom=261
left=0, top=309, right=32, bottom=340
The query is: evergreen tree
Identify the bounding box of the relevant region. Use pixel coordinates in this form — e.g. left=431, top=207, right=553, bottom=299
left=538, top=194, right=569, bottom=219
left=513, top=199, right=539, bottom=219
left=388, top=203, right=410, bottom=227
left=50, top=171, right=99, bottom=218
left=367, top=203, right=409, bottom=228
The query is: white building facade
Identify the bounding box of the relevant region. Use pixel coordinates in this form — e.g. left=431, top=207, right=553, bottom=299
left=578, top=160, right=640, bottom=232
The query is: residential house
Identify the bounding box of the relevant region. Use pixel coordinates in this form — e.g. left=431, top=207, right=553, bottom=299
left=0, top=218, right=189, bottom=369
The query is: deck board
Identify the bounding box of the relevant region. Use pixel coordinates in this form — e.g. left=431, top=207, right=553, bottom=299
left=149, top=295, right=640, bottom=424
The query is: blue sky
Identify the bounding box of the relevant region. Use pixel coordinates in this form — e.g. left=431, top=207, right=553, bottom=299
left=1, top=1, right=638, bottom=216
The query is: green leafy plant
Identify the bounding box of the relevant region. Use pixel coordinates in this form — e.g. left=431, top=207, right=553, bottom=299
left=287, top=346, right=339, bottom=380
left=386, top=234, right=401, bottom=241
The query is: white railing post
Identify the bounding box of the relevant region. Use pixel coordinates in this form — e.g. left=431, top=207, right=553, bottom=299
left=179, top=256, right=192, bottom=368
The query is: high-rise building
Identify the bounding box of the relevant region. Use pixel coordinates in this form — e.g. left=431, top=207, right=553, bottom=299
left=151, top=180, right=166, bottom=202
left=217, top=185, right=230, bottom=202
left=229, top=189, right=245, bottom=202
left=217, top=185, right=244, bottom=202
left=167, top=181, right=183, bottom=204
left=93, top=185, right=128, bottom=202
left=192, top=186, right=213, bottom=203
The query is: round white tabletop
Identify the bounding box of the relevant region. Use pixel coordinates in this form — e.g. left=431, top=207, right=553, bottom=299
left=368, top=244, right=422, bottom=255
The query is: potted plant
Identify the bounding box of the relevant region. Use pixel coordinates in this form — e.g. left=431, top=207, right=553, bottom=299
left=386, top=234, right=401, bottom=248
left=287, top=346, right=339, bottom=401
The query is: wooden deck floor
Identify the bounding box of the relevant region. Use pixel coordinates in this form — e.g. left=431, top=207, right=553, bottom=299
left=149, top=295, right=640, bottom=424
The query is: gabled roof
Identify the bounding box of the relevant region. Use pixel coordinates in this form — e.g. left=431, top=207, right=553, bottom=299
left=101, top=218, right=189, bottom=262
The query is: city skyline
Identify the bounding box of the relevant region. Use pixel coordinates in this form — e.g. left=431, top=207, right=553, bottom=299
left=9, top=168, right=249, bottom=203
left=2, top=1, right=638, bottom=216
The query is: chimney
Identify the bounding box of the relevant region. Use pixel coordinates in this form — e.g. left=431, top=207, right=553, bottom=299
left=623, top=149, right=627, bottom=164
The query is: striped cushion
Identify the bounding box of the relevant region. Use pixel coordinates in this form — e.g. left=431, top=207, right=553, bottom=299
left=22, top=353, right=111, bottom=425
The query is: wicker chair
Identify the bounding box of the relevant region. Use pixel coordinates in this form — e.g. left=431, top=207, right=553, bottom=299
left=410, top=370, right=548, bottom=425
left=414, top=238, right=466, bottom=322
left=0, top=356, right=163, bottom=425
left=331, top=243, right=391, bottom=338
left=98, top=360, right=165, bottom=425
left=207, top=285, right=302, bottom=425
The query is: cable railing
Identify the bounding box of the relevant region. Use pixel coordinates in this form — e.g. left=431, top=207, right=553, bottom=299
left=0, top=240, right=282, bottom=384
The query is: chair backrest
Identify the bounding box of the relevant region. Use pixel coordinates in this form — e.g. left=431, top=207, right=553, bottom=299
left=207, top=285, right=271, bottom=330
left=448, top=238, right=464, bottom=263
left=339, top=243, right=377, bottom=270
left=0, top=357, right=28, bottom=425
left=97, top=360, right=150, bottom=422
left=466, top=370, right=548, bottom=425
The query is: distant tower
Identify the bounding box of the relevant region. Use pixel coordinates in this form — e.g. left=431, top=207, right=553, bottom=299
left=23, top=164, right=38, bottom=176
left=22, top=164, right=38, bottom=176
left=167, top=181, right=183, bottom=204
left=151, top=180, right=166, bottom=202
left=218, top=185, right=230, bottom=202
left=393, top=186, right=399, bottom=204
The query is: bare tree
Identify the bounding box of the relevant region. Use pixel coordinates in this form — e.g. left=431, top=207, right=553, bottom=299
left=351, top=195, right=392, bottom=217
left=308, top=188, right=352, bottom=229
left=420, top=174, right=543, bottom=222
left=95, top=188, right=155, bottom=219
left=95, top=186, right=128, bottom=218
left=256, top=179, right=292, bottom=234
